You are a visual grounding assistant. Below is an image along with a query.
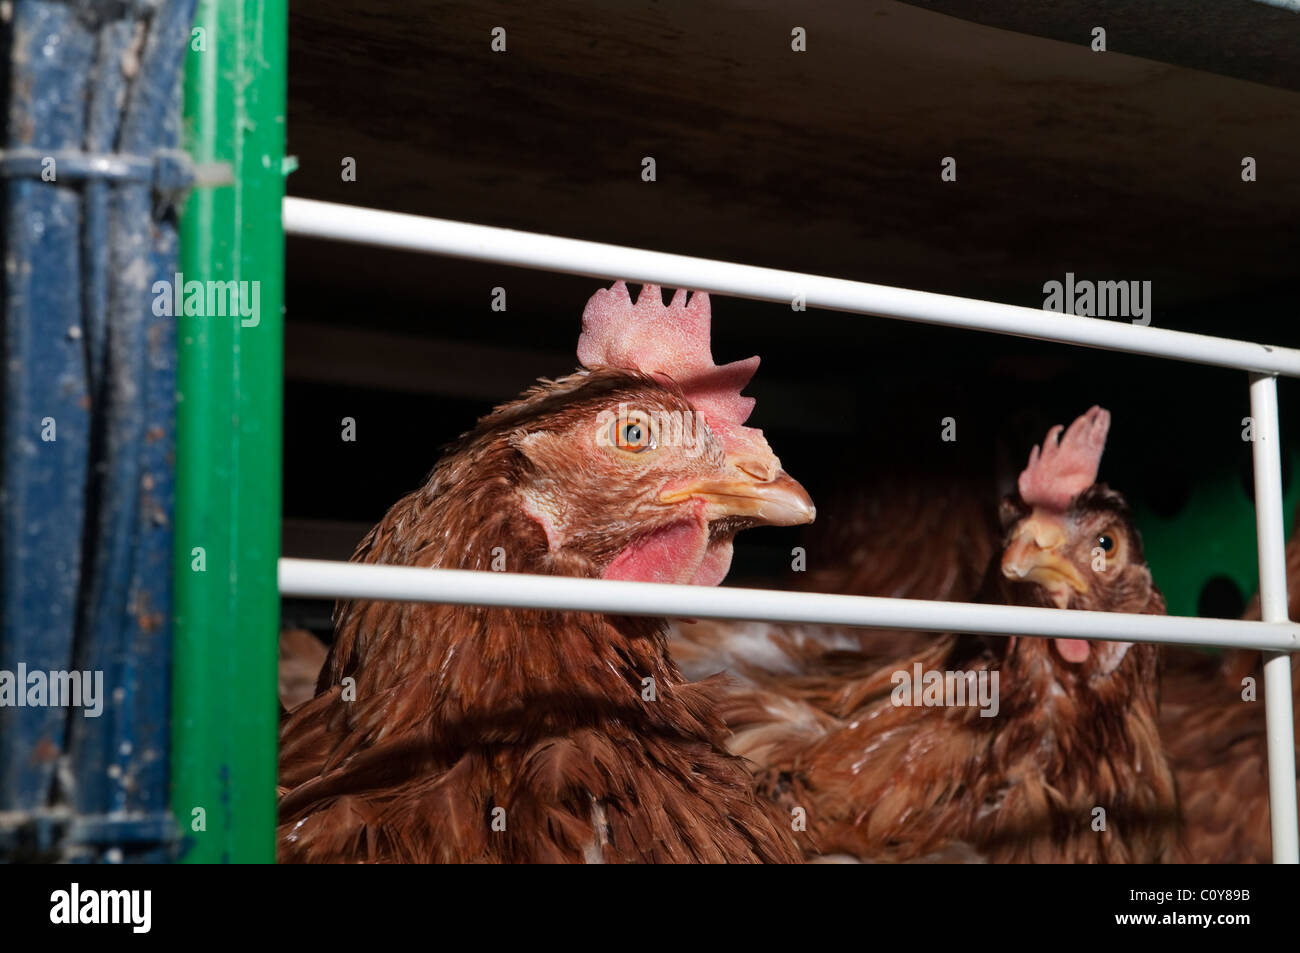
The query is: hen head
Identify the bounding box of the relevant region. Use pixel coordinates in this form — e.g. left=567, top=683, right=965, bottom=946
left=431, top=281, right=813, bottom=590
left=997, top=406, right=1163, bottom=677
left=504, top=367, right=814, bottom=585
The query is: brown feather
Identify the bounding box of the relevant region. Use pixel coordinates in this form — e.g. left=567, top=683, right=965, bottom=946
left=279, top=628, right=329, bottom=712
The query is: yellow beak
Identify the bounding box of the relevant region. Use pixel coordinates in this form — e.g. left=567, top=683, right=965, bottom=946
left=1001, top=519, right=1089, bottom=598
left=659, top=457, right=815, bottom=527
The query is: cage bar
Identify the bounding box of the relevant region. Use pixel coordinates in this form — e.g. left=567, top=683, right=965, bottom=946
left=279, top=558, right=1300, bottom=653
left=283, top=197, right=1300, bottom=378
left=1249, top=373, right=1299, bottom=862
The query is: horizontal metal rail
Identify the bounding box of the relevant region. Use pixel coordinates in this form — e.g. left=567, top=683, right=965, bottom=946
left=283, top=197, right=1300, bottom=377
left=279, top=558, right=1300, bottom=653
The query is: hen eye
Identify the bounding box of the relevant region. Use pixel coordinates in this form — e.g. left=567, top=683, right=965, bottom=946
left=609, top=418, right=656, bottom=452
left=1097, top=534, right=1115, bottom=553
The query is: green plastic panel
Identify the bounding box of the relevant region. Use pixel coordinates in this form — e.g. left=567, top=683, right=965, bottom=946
left=171, top=0, right=287, bottom=863
left=1137, top=447, right=1298, bottom=621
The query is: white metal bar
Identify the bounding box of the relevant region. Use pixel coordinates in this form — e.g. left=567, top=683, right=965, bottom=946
left=278, top=558, right=1300, bottom=652
left=283, top=197, right=1300, bottom=378
left=1249, top=373, right=1299, bottom=864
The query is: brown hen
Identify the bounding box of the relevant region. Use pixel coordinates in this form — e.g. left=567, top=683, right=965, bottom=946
left=277, top=283, right=813, bottom=863
left=717, top=407, right=1183, bottom=862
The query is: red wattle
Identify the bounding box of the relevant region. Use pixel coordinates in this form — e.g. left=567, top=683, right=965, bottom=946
left=603, top=520, right=708, bottom=586
left=1055, top=638, right=1091, bottom=663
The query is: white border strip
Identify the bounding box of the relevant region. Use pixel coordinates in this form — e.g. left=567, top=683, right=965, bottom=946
left=284, top=197, right=1300, bottom=377
left=278, top=558, right=1300, bottom=652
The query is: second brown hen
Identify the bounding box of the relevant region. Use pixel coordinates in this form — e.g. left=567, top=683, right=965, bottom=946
left=718, top=407, right=1183, bottom=862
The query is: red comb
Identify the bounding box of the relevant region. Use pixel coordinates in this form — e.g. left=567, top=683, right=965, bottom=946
left=577, top=281, right=774, bottom=461
left=1018, top=406, right=1111, bottom=510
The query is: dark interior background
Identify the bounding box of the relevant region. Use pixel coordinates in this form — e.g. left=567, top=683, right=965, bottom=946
left=280, top=1, right=1300, bottom=631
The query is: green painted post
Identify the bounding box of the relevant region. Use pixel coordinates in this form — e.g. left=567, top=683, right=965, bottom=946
left=172, top=0, right=287, bottom=863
